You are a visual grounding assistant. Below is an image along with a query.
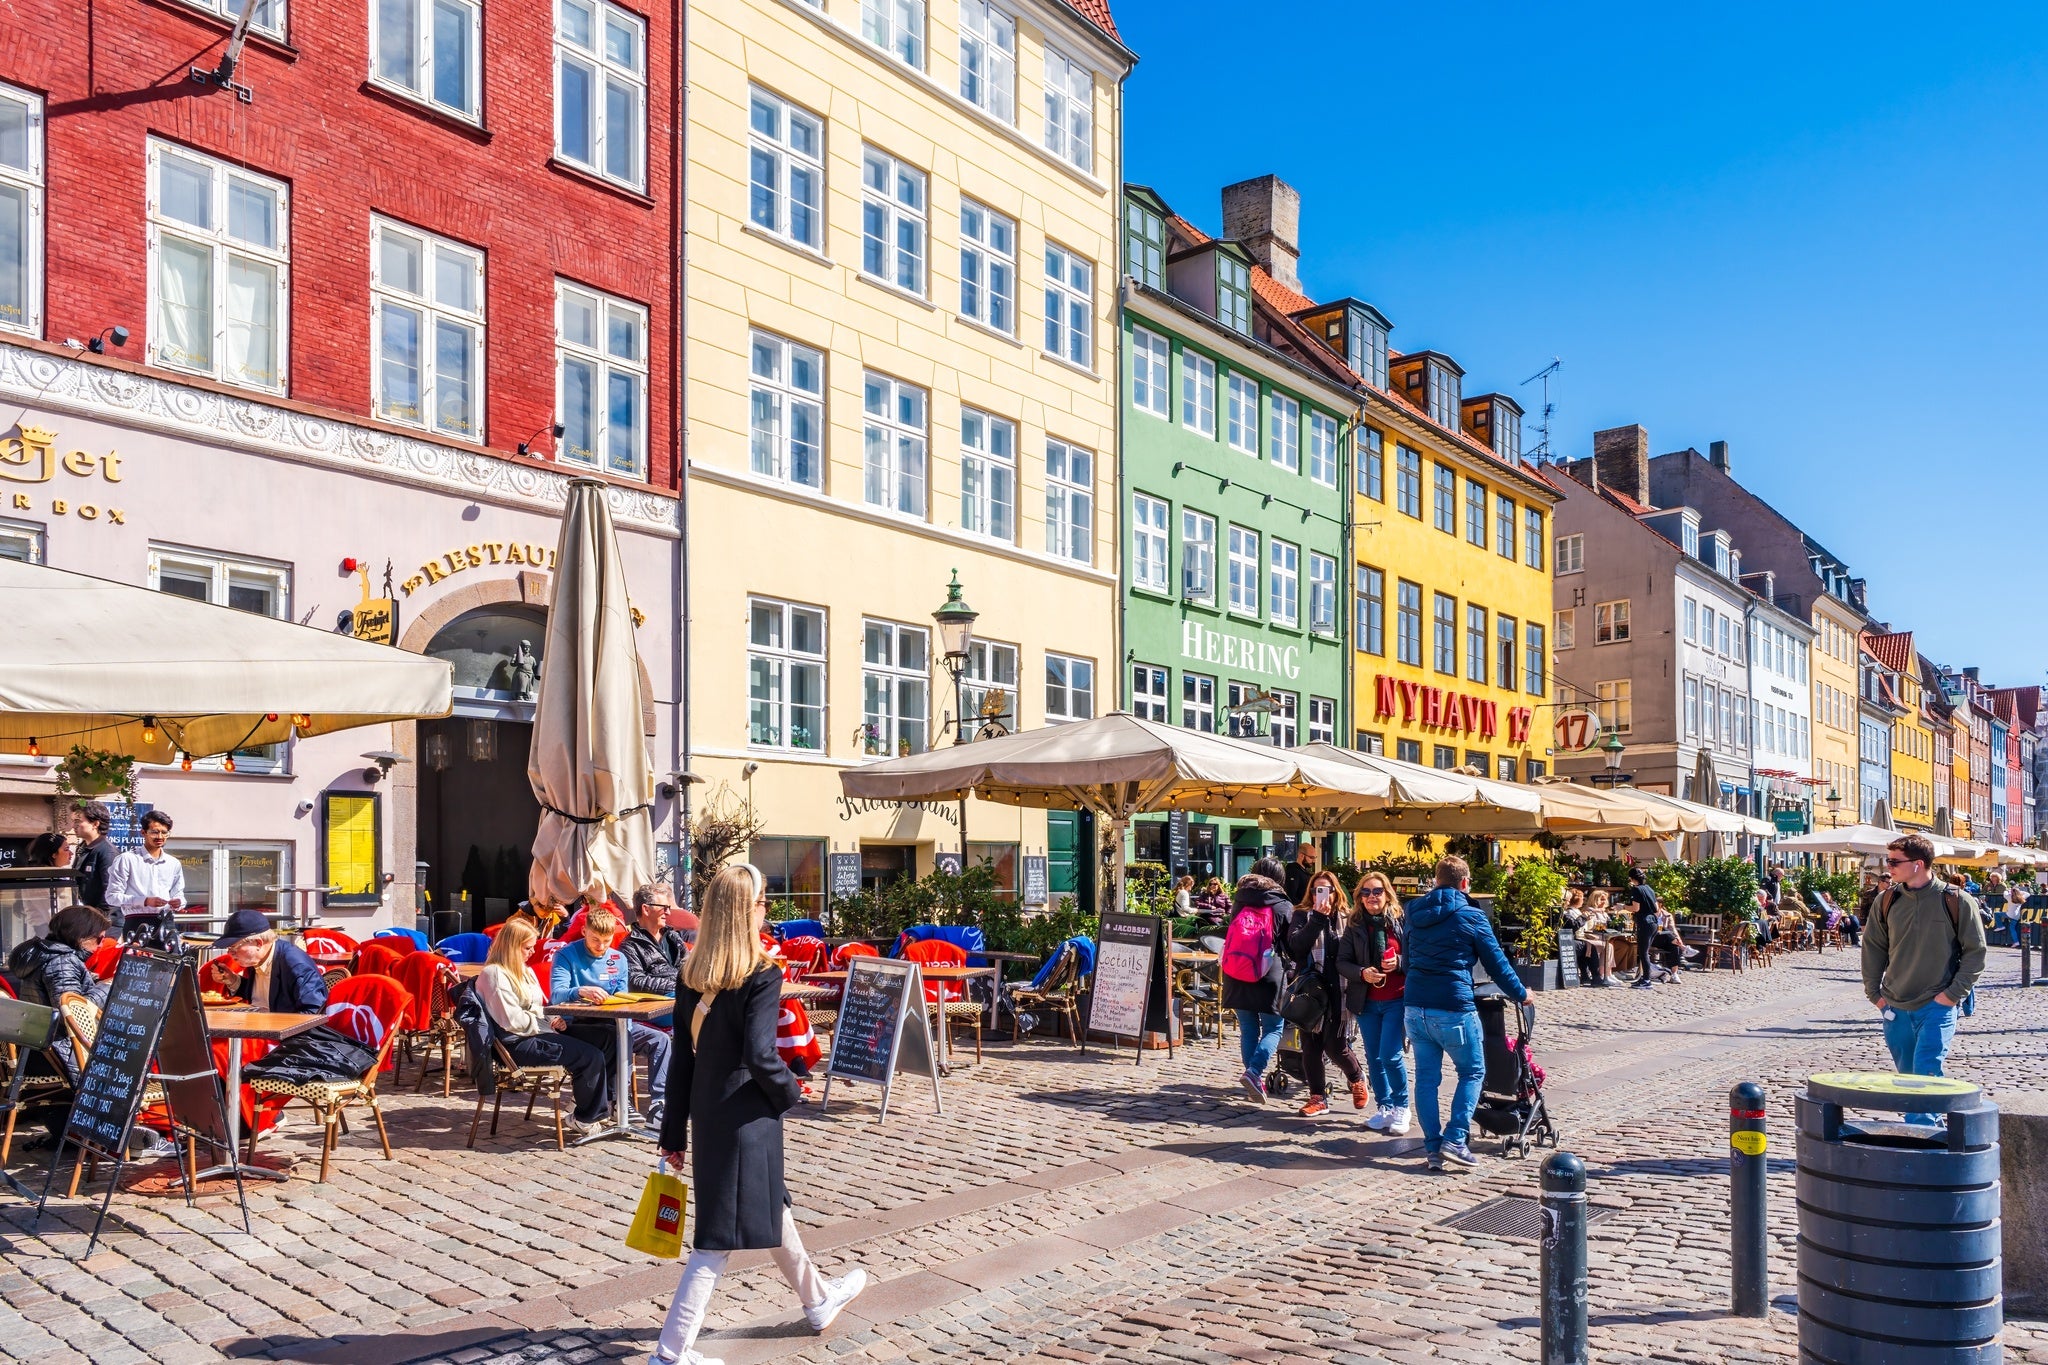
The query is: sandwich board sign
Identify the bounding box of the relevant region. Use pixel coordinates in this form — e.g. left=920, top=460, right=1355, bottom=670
left=818, top=957, right=942, bottom=1120
left=1087, top=912, right=1173, bottom=1064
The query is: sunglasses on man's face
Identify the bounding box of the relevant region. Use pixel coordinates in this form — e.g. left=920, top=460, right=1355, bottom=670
left=1884, top=856, right=1915, bottom=868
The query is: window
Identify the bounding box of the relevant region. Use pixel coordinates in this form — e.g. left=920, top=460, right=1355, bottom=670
left=955, top=199, right=1019, bottom=334
left=1700, top=604, right=1716, bottom=653
left=1356, top=566, right=1384, bottom=655
left=1227, top=374, right=1259, bottom=454
left=1181, top=352, right=1215, bottom=434
left=861, top=148, right=926, bottom=294
left=1465, top=480, right=1486, bottom=546
left=1433, top=592, right=1457, bottom=675
left=1683, top=597, right=1696, bottom=642
left=1125, top=200, right=1165, bottom=289
left=1434, top=745, right=1457, bottom=771
left=1433, top=465, right=1456, bottom=534
left=1217, top=255, right=1251, bottom=334
left=556, top=281, right=647, bottom=478
left=862, top=372, right=927, bottom=516
left=1181, top=672, right=1215, bottom=732
left=1525, top=622, right=1545, bottom=695
left=1594, top=599, right=1630, bottom=644
left=1308, top=553, right=1336, bottom=635
left=1269, top=691, right=1298, bottom=748
left=1525, top=758, right=1546, bottom=780
left=1042, top=243, right=1092, bottom=367
left=753, top=837, right=825, bottom=920
left=1395, top=446, right=1422, bottom=518
left=1181, top=510, right=1215, bottom=602
left=1396, top=739, right=1421, bottom=764
left=861, top=620, right=929, bottom=756
left=1497, top=614, right=1517, bottom=692
left=1227, top=525, right=1259, bottom=616
left=1466, top=604, right=1488, bottom=684
left=1525, top=508, right=1544, bottom=568
left=1307, top=697, right=1335, bottom=746
left=1466, top=749, right=1490, bottom=773
left=182, top=0, right=284, bottom=34
left=1495, top=494, right=1515, bottom=559
left=1396, top=580, right=1422, bottom=666
left=153, top=548, right=291, bottom=770
left=963, top=640, right=1019, bottom=728
left=1498, top=756, right=1518, bottom=782
left=1308, top=412, right=1338, bottom=487
left=371, top=218, right=481, bottom=438
left=861, top=0, right=924, bottom=67
left=1595, top=679, right=1632, bottom=734
left=0, top=85, right=42, bottom=338
left=1358, top=732, right=1384, bottom=755
left=1684, top=677, right=1699, bottom=737
left=1357, top=427, right=1383, bottom=499
left=374, top=0, right=480, bottom=118
left=1131, top=493, right=1169, bottom=592
left=1556, top=533, right=1584, bottom=574
left=0, top=517, right=43, bottom=563
left=749, top=598, right=826, bottom=751
left=958, top=0, right=1015, bottom=120
left=1045, top=653, right=1094, bottom=723
left=1268, top=539, right=1298, bottom=627
left=556, top=0, right=645, bottom=190
left=1269, top=393, right=1300, bottom=472
left=1719, top=615, right=1732, bottom=657
left=1042, top=47, right=1093, bottom=169
left=148, top=142, right=288, bottom=392
left=1045, top=439, right=1093, bottom=563
left=748, top=89, right=824, bottom=250
left=171, top=843, right=293, bottom=921
left=959, top=408, right=1016, bottom=540
left=1127, top=328, right=1171, bottom=418
left=1131, top=663, right=1168, bottom=722
left=748, top=330, right=824, bottom=490
left=1554, top=608, right=1575, bottom=650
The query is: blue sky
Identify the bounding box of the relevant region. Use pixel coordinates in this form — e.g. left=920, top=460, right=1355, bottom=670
left=1117, top=1, right=2048, bottom=686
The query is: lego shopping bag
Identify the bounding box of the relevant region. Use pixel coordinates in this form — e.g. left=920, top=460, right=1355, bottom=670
left=624, top=1158, right=688, bottom=1259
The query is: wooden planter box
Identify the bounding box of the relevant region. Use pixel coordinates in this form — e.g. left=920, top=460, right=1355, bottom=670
left=1514, top=959, right=1564, bottom=992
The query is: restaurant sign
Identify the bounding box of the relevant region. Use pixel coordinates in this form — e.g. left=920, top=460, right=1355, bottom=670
left=1371, top=675, right=1534, bottom=745
left=1180, top=622, right=1300, bottom=682
left=1, top=424, right=128, bottom=524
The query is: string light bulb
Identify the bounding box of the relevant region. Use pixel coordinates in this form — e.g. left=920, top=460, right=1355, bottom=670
left=291, top=713, right=311, bottom=729
left=26, top=737, right=39, bottom=757
left=223, top=755, right=237, bottom=773
left=180, top=752, right=193, bottom=771
left=141, top=716, right=158, bottom=745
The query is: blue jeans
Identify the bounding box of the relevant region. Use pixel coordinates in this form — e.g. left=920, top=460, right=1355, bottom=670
left=1356, top=998, right=1409, bottom=1109
left=1407, top=1006, right=1484, bottom=1153
left=1881, top=999, right=1957, bottom=1125
left=1235, top=1009, right=1283, bottom=1079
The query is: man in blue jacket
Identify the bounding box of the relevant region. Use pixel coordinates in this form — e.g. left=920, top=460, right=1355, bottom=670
left=1404, top=856, right=1530, bottom=1170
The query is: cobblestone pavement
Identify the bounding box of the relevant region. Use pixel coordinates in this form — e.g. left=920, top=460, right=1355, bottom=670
left=3, top=948, right=2044, bottom=1364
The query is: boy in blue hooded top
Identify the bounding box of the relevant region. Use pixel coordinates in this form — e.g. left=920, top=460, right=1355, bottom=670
left=1404, top=855, right=1529, bottom=1171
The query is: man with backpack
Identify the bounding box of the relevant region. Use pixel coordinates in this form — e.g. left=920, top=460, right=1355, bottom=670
left=1404, top=856, right=1529, bottom=1170
left=1863, top=833, right=1988, bottom=1124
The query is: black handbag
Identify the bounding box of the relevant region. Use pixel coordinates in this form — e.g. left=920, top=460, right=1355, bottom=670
left=1276, top=970, right=1328, bottom=1030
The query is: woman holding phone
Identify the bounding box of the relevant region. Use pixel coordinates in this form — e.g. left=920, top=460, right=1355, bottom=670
left=1282, top=868, right=1367, bottom=1117
left=1337, top=871, right=1409, bottom=1133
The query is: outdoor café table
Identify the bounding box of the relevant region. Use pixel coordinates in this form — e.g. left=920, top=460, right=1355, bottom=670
left=804, top=965, right=996, bottom=1072
left=199, top=1007, right=326, bottom=1182
left=975, top=949, right=1042, bottom=1035
left=455, top=962, right=486, bottom=979
left=1169, top=952, right=1223, bottom=1048
left=543, top=998, right=674, bottom=1144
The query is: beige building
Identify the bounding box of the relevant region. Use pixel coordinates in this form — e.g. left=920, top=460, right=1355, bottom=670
left=683, top=0, right=1134, bottom=913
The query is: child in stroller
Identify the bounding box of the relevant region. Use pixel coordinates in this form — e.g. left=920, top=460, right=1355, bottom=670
left=1469, top=994, right=1557, bottom=1158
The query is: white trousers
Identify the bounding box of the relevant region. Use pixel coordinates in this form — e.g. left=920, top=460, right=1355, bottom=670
left=655, top=1207, right=826, bottom=1360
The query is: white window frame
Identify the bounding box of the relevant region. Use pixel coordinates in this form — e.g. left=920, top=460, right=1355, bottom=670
left=146, top=140, right=289, bottom=393
left=749, top=328, right=825, bottom=491
left=555, top=0, right=646, bottom=191
left=1596, top=679, right=1632, bottom=734
left=959, top=407, right=1016, bottom=542
left=1268, top=392, right=1300, bottom=472
left=1045, top=652, right=1095, bottom=724
left=372, top=0, right=482, bottom=120
left=862, top=371, right=927, bottom=517
left=1181, top=509, right=1215, bottom=604
left=1307, top=696, right=1335, bottom=746
left=1594, top=599, right=1631, bottom=644
left=958, top=0, right=1015, bottom=122
left=861, top=0, right=925, bottom=68
left=748, top=87, right=825, bottom=251
left=959, top=198, right=1017, bottom=334
left=1683, top=597, right=1697, bottom=642
left=1045, top=438, right=1093, bottom=564
left=371, top=216, right=484, bottom=440
left=963, top=639, right=1019, bottom=729
left=1181, top=672, right=1215, bottom=733
left=748, top=597, right=827, bottom=753
left=1556, top=533, right=1584, bottom=574
left=1131, top=327, right=1169, bottom=417
left=1554, top=608, right=1575, bottom=650
left=1307, top=411, right=1338, bottom=487
left=0, top=516, right=43, bottom=563
left=861, top=618, right=930, bottom=758
left=861, top=146, right=927, bottom=295
left=1131, top=492, right=1169, bottom=593
left=1042, top=46, right=1093, bottom=170
left=1227, top=373, right=1259, bottom=454
left=1269, top=691, right=1298, bottom=749
left=1042, top=242, right=1093, bottom=368
left=151, top=546, right=292, bottom=772
left=0, top=84, right=44, bottom=339
left=182, top=0, right=285, bottom=36
left=169, top=842, right=294, bottom=922
left=1307, top=552, right=1336, bottom=636
left=1227, top=525, right=1259, bottom=617
left=1268, top=538, right=1298, bottom=627
left=1181, top=352, right=1215, bottom=434
left=555, top=279, right=647, bottom=479
left=1131, top=663, right=1169, bottom=722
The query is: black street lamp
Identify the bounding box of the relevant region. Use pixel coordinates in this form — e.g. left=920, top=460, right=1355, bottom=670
left=1825, top=784, right=1843, bottom=828
left=931, top=570, right=979, bottom=869
left=1589, top=727, right=1632, bottom=787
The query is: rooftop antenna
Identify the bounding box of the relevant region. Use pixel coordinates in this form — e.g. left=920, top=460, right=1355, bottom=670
left=1521, top=357, right=1561, bottom=462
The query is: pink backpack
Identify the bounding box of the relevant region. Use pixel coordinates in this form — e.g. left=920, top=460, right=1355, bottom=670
left=1220, top=905, right=1277, bottom=982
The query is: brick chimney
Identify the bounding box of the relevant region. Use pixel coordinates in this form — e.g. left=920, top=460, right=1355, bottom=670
left=1220, top=174, right=1301, bottom=294
left=1591, top=425, right=1651, bottom=505
left=1709, top=439, right=1730, bottom=472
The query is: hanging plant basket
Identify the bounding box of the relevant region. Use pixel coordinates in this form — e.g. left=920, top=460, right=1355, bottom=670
left=54, top=746, right=140, bottom=806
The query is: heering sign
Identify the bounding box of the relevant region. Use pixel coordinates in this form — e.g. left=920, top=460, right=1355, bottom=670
left=1181, top=622, right=1299, bottom=682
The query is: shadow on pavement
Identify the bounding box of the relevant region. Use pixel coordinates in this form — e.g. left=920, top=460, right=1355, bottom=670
left=1585, top=1155, right=1796, bottom=1179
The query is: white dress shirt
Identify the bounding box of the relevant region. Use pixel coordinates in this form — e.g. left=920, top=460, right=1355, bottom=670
left=102, top=849, right=186, bottom=913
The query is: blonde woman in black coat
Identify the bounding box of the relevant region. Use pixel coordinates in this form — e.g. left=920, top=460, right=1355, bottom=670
left=650, top=865, right=867, bottom=1365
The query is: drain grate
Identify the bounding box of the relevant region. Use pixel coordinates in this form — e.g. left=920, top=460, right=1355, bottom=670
left=1438, top=1195, right=1618, bottom=1241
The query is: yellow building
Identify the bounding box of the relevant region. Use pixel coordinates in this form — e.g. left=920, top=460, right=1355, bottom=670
left=1950, top=707, right=1974, bottom=838
left=683, top=0, right=1133, bottom=911
left=1809, top=595, right=1863, bottom=822
left=1867, top=632, right=1933, bottom=829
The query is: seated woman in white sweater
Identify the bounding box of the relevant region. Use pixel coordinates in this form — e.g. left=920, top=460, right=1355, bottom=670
left=477, top=917, right=612, bottom=1133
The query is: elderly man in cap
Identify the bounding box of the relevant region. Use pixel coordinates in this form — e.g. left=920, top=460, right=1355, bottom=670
left=212, top=908, right=330, bottom=1014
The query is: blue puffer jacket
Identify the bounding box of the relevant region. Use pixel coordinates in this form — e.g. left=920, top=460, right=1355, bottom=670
left=1401, top=886, right=1527, bottom=1013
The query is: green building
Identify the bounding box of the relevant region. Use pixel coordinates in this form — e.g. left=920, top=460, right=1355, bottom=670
left=1118, top=181, right=1360, bottom=882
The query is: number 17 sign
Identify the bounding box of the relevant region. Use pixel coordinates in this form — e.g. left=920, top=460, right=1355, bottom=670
left=1553, top=706, right=1602, bottom=753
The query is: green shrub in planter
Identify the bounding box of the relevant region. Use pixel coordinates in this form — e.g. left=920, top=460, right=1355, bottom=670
left=1684, top=855, right=1761, bottom=923
left=1496, top=858, right=1567, bottom=962
left=1645, top=861, right=1690, bottom=918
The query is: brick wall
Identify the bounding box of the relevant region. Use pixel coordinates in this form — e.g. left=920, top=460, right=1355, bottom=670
left=7, top=0, right=677, bottom=487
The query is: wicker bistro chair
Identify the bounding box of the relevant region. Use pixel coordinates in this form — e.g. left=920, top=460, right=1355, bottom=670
left=901, top=940, right=983, bottom=1065
left=0, top=983, right=70, bottom=1165
left=1008, top=943, right=1085, bottom=1050
left=320, top=965, right=352, bottom=992
left=245, top=976, right=411, bottom=1183
left=453, top=983, right=570, bottom=1151
left=56, top=992, right=176, bottom=1194
left=390, top=953, right=464, bottom=1096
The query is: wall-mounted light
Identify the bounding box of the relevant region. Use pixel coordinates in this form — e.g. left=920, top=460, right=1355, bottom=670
left=518, top=422, right=567, bottom=457
left=87, top=325, right=130, bottom=355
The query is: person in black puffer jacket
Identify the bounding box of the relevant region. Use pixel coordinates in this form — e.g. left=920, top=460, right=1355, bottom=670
left=7, top=904, right=112, bottom=1084
left=1220, top=858, right=1292, bottom=1105
left=1282, top=868, right=1366, bottom=1118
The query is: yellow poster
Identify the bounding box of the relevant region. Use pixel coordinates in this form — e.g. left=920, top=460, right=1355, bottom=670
left=324, top=793, right=380, bottom=903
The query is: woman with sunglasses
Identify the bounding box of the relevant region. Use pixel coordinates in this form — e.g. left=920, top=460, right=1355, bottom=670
left=1336, top=872, right=1409, bottom=1133
left=1281, top=868, right=1367, bottom=1117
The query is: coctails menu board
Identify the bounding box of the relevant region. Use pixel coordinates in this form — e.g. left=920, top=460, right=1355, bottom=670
left=63, top=949, right=181, bottom=1158
left=819, top=957, right=940, bottom=1119
left=1088, top=913, right=1172, bottom=1061
left=828, top=852, right=862, bottom=902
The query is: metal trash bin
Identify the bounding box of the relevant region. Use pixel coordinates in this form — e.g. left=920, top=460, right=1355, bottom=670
left=1797, top=1071, right=2002, bottom=1364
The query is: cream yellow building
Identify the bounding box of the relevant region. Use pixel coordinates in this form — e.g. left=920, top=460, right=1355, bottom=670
left=1810, top=595, right=1863, bottom=822
left=683, top=0, right=1133, bottom=912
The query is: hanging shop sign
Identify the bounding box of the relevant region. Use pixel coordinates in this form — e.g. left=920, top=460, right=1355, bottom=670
left=1552, top=705, right=1604, bottom=753
left=1371, top=674, right=1533, bottom=745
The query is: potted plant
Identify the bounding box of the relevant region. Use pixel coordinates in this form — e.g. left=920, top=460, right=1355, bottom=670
left=1496, top=857, right=1568, bottom=991
left=54, top=745, right=139, bottom=805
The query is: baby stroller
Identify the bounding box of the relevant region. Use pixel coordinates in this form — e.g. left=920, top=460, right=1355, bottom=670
left=1470, top=994, right=1557, bottom=1158
left=1264, top=1021, right=1310, bottom=1099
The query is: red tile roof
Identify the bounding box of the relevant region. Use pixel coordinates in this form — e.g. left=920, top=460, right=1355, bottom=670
left=1252, top=269, right=1315, bottom=316
left=1863, top=630, right=1915, bottom=675
left=1063, top=0, right=1121, bottom=41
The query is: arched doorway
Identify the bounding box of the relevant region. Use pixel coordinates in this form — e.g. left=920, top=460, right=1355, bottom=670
left=417, top=604, right=547, bottom=932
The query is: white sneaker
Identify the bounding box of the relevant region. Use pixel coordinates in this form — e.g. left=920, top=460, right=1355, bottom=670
left=647, top=1351, right=722, bottom=1365
left=1364, top=1104, right=1393, bottom=1131
left=805, top=1268, right=868, bottom=1332
left=1387, top=1106, right=1413, bottom=1135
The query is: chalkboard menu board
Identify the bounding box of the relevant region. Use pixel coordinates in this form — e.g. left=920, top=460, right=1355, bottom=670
left=1021, top=855, right=1048, bottom=907
left=828, top=852, right=862, bottom=901
left=1556, top=927, right=1581, bottom=989
left=64, top=950, right=181, bottom=1157
left=933, top=851, right=964, bottom=877
left=1166, top=813, right=1190, bottom=875
left=819, top=957, right=941, bottom=1119
left=104, top=802, right=156, bottom=854
left=1088, top=913, right=1171, bottom=1060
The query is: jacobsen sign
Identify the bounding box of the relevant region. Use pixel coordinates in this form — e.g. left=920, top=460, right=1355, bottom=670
left=1372, top=674, right=1535, bottom=745
left=1181, top=622, right=1300, bottom=682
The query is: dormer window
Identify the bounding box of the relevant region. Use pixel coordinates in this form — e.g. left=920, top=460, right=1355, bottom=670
left=1496, top=404, right=1521, bottom=460
left=1348, top=305, right=1389, bottom=388
left=1124, top=199, right=1164, bottom=290
left=1217, top=254, right=1251, bottom=334
left=1424, top=358, right=1459, bottom=429
left=1710, top=532, right=1730, bottom=577
left=1681, top=518, right=1699, bottom=559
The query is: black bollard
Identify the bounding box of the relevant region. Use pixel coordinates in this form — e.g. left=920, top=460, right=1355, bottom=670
left=1540, top=1150, right=1589, bottom=1364
left=1730, top=1081, right=1769, bottom=1317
